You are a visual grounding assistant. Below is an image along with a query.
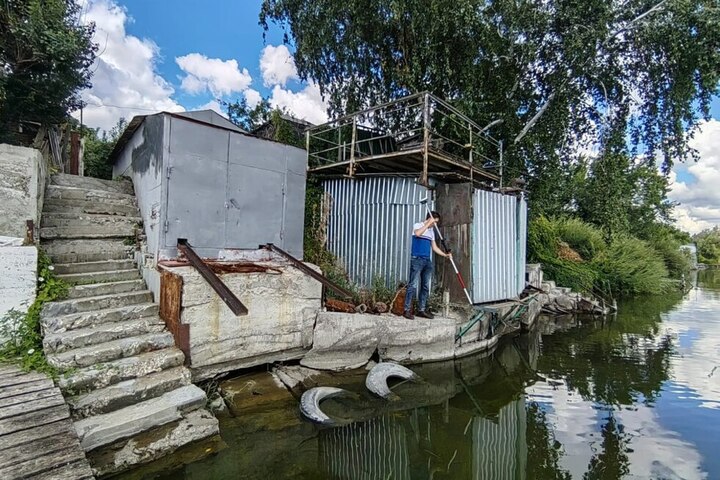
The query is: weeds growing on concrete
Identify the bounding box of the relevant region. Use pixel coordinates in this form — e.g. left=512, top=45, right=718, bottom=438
left=0, top=250, right=68, bottom=375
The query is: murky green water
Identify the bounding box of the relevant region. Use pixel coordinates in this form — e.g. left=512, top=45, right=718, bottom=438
left=143, top=270, right=720, bottom=480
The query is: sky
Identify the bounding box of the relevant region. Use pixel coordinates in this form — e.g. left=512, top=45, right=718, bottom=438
left=74, top=0, right=719, bottom=235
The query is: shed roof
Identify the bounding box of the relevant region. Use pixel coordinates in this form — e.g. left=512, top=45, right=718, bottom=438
left=108, top=109, right=301, bottom=165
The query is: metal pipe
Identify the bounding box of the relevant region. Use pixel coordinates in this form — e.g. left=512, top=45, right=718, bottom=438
left=177, top=239, right=248, bottom=316
left=262, top=243, right=355, bottom=299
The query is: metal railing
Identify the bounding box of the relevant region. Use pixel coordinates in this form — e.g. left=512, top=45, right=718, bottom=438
left=306, top=92, right=502, bottom=184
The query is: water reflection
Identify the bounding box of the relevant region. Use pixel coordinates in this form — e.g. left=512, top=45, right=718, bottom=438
left=132, top=270, right=720, bottom=480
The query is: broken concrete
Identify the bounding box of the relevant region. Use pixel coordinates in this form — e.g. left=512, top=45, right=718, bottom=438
left=301, top=312, right=458, bottom=370
left=162, top=262, right=322, bottom=376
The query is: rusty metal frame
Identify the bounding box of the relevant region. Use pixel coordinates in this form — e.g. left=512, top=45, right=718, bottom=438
left=177, top=238, right=248, bottom=316
left=262, top=243, right=354, bottom=299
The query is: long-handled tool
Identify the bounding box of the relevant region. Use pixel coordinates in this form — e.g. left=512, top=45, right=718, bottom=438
left=419, top=196, right=473, bottom=305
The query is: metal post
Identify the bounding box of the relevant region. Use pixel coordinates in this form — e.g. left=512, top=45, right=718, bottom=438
left=498, top=139, right=504, bottom=188
left=422, top=92, right=430, bottom=186
left=468, top=121, right=474, bottom=185
left=305, top=129, right=310, bottom=170
left=349, top=117, right=357, bottom=177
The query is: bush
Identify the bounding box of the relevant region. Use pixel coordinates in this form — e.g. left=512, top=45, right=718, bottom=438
left=556, top=218, right=606, bottom=260
left=593, top=235, right=670, bottom=296
left=528, top=216, right=672, bottom=296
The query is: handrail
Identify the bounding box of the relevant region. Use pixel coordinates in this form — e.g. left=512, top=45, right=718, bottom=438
left=177, top=239, right=248, bottom=316
left=262, top=243, right=354, bottom=299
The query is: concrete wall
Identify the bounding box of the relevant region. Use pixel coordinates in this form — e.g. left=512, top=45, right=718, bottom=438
left=0, top=246, right=37, bottom=346
left=161, top=261, right=321, bottom=380
left=0, top=144, right=46, bottom=239
left=113, top=115, right=166, bottom=299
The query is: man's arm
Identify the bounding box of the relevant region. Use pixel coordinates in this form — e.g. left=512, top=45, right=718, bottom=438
left=413, top=217, right=437, bottom=237
left=431, top=240, right=451, bottom=258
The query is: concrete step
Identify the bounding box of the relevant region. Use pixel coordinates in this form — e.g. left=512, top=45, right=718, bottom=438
left=42, top=302, right=158, bottom=334
left=44, top=316, right=165, bottom=353
left=49, top=173, right=134, bottom=195
left=47, top=332, right=175, bottom=370
left=88, top=409, right=219, bottom=478
left=67, top=280, right=147, bottom=299
left=53, top=259, right=136, bottom=275
left=57, top=269, right=141, bottom=285
left=58, top=348, right=186, bottom=393
left=45, top=184, right=137, bottom=206
left=43, top=198, right=140, bottom=217
left=42, top=290, right=154, bottom=318
left=68, top=367, right=192, bottom=419
left=40, top=224, right=138, bottom=239
left=42, top=238, right=134, bottom=264
left=41, top=212, right=141, bottom=229
left=73, top=385, right=207, bottom=452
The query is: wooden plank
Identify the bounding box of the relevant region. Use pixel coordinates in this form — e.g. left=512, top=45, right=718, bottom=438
left=0, top=365, right=22, bottom=376
left=1, top=387, right=60, bottom=409
left=0, top=405, right=70, bottom=436
left=0, top=445, right=87, bottom=479
left=28, top=460, right=95, bottom=480
left=0, top=419, right=76, bottom=451
left=0, top=432, right=82, bottom=470
left=0, top=393, right=66, bottom=421
left=0, top=379, right=55, bottom=400
left=0, top=371, right=49, bottom=387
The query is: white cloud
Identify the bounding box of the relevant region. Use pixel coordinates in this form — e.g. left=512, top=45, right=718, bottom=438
left=74, top=0, right=184, bottom=132
left=269, top=82, right=328, bottom=125
left=195, top=99, right=226, bottom=117
left=669, top=119, right=720, bottom=234
left=260, top=45, right=298, bottom=87
left=176, top=54, right=252, bottom=96
left=244, top=89, right=262, bottom=109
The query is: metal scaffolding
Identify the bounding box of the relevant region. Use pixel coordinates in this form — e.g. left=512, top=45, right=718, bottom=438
left=306, top=92, right=502, bottom=186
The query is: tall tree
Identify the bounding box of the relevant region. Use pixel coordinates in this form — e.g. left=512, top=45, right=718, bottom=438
left=82, top=117, right=127, bottom=180
left=260, top=0, right=720, bottom=196
left=0, top=0, right=96, bottom=142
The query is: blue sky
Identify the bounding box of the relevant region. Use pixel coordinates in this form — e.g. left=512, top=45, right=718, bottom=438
left=76, top=0, right=719, bottom=234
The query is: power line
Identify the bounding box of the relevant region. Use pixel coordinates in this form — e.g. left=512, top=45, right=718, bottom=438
left=81, top=101, right=169, bottom=112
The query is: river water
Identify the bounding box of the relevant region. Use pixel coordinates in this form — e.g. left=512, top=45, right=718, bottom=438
left=141, top=269, right=720, bottom=480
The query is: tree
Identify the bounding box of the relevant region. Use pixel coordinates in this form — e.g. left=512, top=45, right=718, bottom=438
left=223, top=97, right=272, bottom=132
left=82, top=118, right=127, bottom=180
left=0, top=0, right=97, bottom=143
left=260, top=0, right=720, bottom=198
left=695, top=227, right=720, bottom=264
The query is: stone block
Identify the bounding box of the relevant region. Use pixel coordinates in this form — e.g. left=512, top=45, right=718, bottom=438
left=0, top=144, right=43, bottom=238
left=0, top=245, right=37, bottom=346
left=378, top=317, right=456, bottom=364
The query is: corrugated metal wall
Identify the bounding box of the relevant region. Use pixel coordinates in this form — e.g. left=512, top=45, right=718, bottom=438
left=472, top=398, right=527, bottom=480
left=319, top=415, right=411, bottom=480
left=324, top=177, right=432, bottom=287
left=323, top=177, right=527, bottom=303
left=472, top=189, right=528, bottom=303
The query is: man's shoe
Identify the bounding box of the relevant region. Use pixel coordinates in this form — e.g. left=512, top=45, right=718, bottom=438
left=403, top=310, right=414, bottom=320
left=417, top=310, right=434, bottom=319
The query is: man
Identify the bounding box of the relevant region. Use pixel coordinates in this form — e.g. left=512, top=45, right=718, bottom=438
left=403, top=211, right=452, bottom=319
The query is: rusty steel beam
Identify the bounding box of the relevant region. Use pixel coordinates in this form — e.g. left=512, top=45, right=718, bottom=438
left=177, top=239, right=248, bottom=316
left=262, top=243, right=354, bottom=299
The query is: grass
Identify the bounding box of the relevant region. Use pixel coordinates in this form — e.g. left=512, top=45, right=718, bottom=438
left=0, top=250, right=68, bottom=376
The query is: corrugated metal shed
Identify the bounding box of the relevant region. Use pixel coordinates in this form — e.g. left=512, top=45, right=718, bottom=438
left=324, top=177, right=433, bottom=287
left=472, top=189, right=528, bottom=303
left=323, top=177, right=527, bottom=303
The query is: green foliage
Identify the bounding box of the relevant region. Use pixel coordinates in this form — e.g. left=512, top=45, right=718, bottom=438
left=594, top=235, right=670, bottom=296
left=555, top=218, right=606, bottom=261
left=260, top=0, right=720, bottom=177
left=528, top=216, right=675, bottom=296
left=695, top=227, right=720, bottom=264
left=82, top=118, right=127, bottom=179
left=528, top=216, right=599, bottom=293
left=0, top=250, right=68, bottom=375
left=0, top=0, right=97, bottom=142
left=223, top=97, right=272, bottom=132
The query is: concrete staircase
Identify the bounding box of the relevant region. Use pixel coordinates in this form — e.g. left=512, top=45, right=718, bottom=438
left=39, top=173, right=219, bottom=477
